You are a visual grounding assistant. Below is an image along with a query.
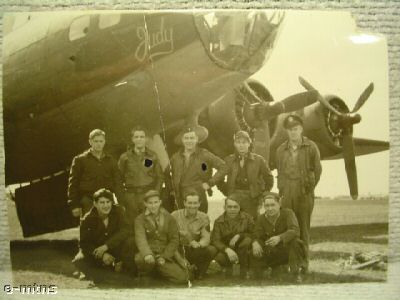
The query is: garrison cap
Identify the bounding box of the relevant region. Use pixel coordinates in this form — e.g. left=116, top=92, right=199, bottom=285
left=262, top=192, right=280, bottom=202
left=283, top=114, right=303, bottom=129
left=226, top=193, right=243, bottom=207
left=234, top=130, right=251, bottom=143
left=143, top=190, right=160, bottom=201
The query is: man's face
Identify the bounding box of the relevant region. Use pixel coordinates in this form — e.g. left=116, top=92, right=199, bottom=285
left=94, top=196, right=112, bottom=216
left=132, top=130, right=146, bottom=149
left=225, top=198, right=240, bottom=218
left=182, top=131, right=198, bottom=151
left=263, top=198, right=280, bottom=217
left=145, top=196, right=161, bottom=214
left=184, top=195, right=201, bottom=214
left=286, top=125, right=303, bottom=141
left=89, top=135, right=106, bottom=152
left=234, top=138, right=250, bottom=154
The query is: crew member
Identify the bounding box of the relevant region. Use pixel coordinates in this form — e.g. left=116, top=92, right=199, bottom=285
left=134, top=190, right=189, bottom=284
left=209, top=194, right=255, bottom=279
left=275, top=114, right=322, bottom=271
left=118, top=126, right=164, bottom=224
left=171, top=189, right=215, bottom=279
left=251, top=193, right=307, bottom=282
left=219, top=130, right=274, bottom=219
left=170, top=125, right=226, bottom=213
left=68, top=129, right=124, bottom=217
left=74, top=188, right=136, bottom=281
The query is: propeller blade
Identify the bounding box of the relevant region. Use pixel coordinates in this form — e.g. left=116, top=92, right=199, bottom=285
left=298, top=76, right=316, bottom=91
left=252, top=90, right=319, bottom=120
left=352, top=82, right=374, bottom=113
left=298, top=76, right=343, bottom=116
left=253, top=121, right=271, bottom=162
left=279, top=90, right=319, bottom=113
left=342, top=132, right=358, bottom=199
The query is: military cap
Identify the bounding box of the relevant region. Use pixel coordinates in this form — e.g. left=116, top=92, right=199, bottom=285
left=233, top=130, right=252, bottom=143
left=226, top=193, right=243, bottom=207
left=174, top=124, right=209, bottom=145
left=262, top=192, right=280, bottom=202
left=283, top=114, right=303, bottom=129
left=143, top=190, right=160, bottom=201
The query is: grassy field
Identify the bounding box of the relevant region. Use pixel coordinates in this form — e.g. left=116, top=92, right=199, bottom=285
left=7, top=197, right=388, bottom=288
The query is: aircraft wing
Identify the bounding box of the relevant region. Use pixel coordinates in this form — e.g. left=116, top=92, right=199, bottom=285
left=323, top=138, right=389, bottom=160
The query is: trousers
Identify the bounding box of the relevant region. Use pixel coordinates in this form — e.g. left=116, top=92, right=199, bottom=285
left=281, top=179, right=314, bottom=265
left=250, top=238, right=307, bottom=276
left=209, top=236, right=252, bottom=273
left=134, top=253, right=189, bottom=284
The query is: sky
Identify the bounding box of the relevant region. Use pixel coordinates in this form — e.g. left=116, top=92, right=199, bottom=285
left=252, top=11, right=389, bottom=198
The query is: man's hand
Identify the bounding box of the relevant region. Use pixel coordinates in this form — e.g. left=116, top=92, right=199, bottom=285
left=144, top=255, right=155, bottom=264
left=189, top=240, right=201, bottom=248
left=202, top=182, right=211, bottom=190
left=252, top=241, right=263, bottom=258
left=102, top=253, right=115, bottom=266
left=156, top=257, right=166, bottom=266
left=265, top=236, right=281, bottom=247
left=225, top=248, right=239, bottom=263
left=93, top=245, right=108, bottom=259
left=71, top=207, right=82, bottom=218
left=229, top=234, right=240, bottom=248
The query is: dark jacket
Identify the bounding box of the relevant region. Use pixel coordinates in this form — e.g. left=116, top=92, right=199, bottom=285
left=80, top=205, right=131, bottom=258
left=253, top=208, right=300, bottom=247
left=276, top=136, right=322, bottom=194
left=170, top=147, right=226, bottom=198
left=134, top=208, right=179, bottom=260
left=68, top=149, right=124, bottom=209
left=253, top=208, right=300, bottom=246
left=222, top=152, right=274, bottom=198
left=118, top=147, right=164, bottom=192
left=211, top=211, right=255, bottom=252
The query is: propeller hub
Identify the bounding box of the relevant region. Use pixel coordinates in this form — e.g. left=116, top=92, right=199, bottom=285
left=340, top=113, right=362, bottom=127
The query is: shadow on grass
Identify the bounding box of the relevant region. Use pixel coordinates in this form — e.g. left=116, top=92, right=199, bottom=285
left=310, top=223, right=388, bottom=244
left=10, top=222, right=388, bottom=288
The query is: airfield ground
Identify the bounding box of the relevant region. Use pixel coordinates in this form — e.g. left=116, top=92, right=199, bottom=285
left=6, top=196, right=388, bottom=289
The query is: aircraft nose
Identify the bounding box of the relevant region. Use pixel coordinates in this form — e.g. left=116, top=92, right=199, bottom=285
left=194, top=11, right=284, bottom=74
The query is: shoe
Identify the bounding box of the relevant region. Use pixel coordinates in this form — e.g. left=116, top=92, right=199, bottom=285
left=196, top=273, right=205, bottom=280
left=114, top=261, right=123, bottom=273
left=240, top=271, right=251, bottom=280
left=295, top=273, right=303, bottom=283
left=78, top=272, right=86, bottom=280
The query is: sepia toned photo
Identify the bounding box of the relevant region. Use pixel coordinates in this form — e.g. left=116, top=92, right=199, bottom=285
left=2, top=10, right=389, bottom=291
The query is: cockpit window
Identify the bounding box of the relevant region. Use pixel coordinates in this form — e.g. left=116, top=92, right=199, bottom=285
left=69, top=16, right=90, bottom=41
left=99, top=14, right=120, bottom=29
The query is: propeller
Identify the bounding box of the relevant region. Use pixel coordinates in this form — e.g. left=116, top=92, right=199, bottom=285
left=234, top=81, right=319, bottom=162
left=298, top=76, right=375, bottom=199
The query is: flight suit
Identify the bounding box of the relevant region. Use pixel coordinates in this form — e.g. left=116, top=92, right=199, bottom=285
left=118, top=147, right=164, bottom=225
left=275, top=136, right=322, bottom=266
left=221, top=152, right=274, bottom=220
left=170, top=147, right=226, bottom=213
left=209, top=211, right=255, bottom=276
left=251, top=208, right=307, bottom=276
left=134, top=208, right=189, bottom=284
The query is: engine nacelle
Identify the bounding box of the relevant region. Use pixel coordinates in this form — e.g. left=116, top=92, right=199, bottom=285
left=200, top=79, right=277, bottom=159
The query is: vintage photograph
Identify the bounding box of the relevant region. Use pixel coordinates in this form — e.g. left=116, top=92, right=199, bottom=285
left=3, top=10, right=389, bottom=290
